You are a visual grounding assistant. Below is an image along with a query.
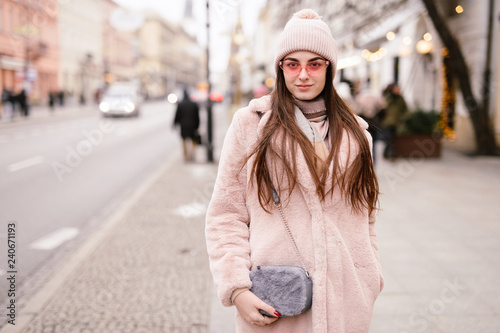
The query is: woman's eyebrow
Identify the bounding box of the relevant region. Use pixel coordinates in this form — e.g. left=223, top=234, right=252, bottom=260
left=283, top=57, right=324, bottom=62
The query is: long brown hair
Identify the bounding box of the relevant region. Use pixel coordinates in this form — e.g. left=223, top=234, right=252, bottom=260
left=247, top=66, right=379, bottom=215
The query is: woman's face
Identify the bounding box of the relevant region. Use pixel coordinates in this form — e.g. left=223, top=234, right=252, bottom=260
left=281, top=51, right=328, bottom=101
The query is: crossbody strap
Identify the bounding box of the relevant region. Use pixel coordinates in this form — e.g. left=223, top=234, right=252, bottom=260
left=257, top=111, right=309, bottom=275
left=272, top=188, right=310, bottom=276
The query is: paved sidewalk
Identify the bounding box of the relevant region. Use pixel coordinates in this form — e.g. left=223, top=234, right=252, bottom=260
left=1, top=107, right=499, bottom=332
left=0, top=102, right=235, bottom=333
left=371, top=144, right=500, bottom=332
left=2, top=155, right=219, bottom=333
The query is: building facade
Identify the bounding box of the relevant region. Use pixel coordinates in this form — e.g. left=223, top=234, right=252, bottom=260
left=0, top=0, right=59, bottom=104
left=58, top=0, right=103, bottom=105
left=102, top=0, right=136, bottom=86
left=252, top=0, right=499, bottom=151
left=136, top=12, right=203, bottom=99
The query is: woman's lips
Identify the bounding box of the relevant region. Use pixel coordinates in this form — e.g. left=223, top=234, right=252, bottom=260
left=296, top=84, right=312, bottom=91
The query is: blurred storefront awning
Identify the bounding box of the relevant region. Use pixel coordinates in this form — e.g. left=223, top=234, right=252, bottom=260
left=354, top=2, right=425, bottom=49
left=0, top=56, right=25, bottom=70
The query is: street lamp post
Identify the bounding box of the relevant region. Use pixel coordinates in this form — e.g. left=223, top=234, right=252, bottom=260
left=206, top=0, right=214, bottom=162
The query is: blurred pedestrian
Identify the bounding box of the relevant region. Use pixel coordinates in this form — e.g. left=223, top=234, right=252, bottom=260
left=205, top=9, right=382, bottom=332
left=173, top=88, right=200, bottom=162
left=1, top=88, right=13, bottom=121
left=79, top=93, right=85, bottom=105
left=9, top=90, right=21, bottom=119
left=58, top=90, right=65, bottom=106
left=381, top=83, right=409, bottom=159
left=94, top=88, right=101, bottom=104
left=354, top=80, right=387, bottom=163
left=48, top=91, right=55, bottom=111
left=17, top=89, right=29, bottom=117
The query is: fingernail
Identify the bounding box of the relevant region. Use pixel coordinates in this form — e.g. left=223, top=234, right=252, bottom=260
left=274, top=310, right=281, bottom=317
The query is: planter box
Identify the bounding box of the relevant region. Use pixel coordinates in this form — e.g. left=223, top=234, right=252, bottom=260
left=394, top=134, right=441, bottom=158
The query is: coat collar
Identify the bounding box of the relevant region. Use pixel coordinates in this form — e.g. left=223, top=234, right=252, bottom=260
left=248, top=95, right=272, bottom=139
left=247, top=94, right=369, bottom=132
left=247, top=94, right=369, bottom=200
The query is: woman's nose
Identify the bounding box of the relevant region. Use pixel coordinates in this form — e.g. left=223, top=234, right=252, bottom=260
left=297, top=66, right=310, bottom=79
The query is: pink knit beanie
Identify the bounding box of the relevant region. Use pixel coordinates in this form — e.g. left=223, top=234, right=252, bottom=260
left=274, top=9, right=338, bottom=78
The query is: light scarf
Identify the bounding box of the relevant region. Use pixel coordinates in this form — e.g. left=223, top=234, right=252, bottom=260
left=294, top=98, right=330, bottom=164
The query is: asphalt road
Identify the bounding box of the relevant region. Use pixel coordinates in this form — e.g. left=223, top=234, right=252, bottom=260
left=0, top=100, right=180, bottom=307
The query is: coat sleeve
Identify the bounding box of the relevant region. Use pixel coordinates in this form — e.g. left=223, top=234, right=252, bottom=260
left=363, top=128, right=378, bottom=254
left=369, top=210, right=384, bottom=291
left=364, top=128, right=385, bottom=291
left=205, top=110, right=253, bottom=307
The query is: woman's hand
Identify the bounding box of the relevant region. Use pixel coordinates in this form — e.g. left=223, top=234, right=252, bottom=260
left=233, top=290, right=281, bottom=326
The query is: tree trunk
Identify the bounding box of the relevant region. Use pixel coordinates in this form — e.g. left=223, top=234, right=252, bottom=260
left=421, top=0, right=498, bottom=155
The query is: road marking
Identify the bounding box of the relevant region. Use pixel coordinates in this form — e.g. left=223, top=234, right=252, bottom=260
left=30, top=227, right=80, bottom=250
left=170, top=202, right=207, bottom=218
left=8, top=155, right=44, bottom=172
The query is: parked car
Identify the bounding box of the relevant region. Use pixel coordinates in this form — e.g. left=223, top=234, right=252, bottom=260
left=99, top=83, right=142, bottom=117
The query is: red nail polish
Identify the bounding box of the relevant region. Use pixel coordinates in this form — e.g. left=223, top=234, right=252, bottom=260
left=274, top=310, right=281, bottom=317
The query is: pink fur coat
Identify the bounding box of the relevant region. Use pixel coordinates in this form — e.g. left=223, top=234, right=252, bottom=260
left=205, top=96, right=384, bottom=332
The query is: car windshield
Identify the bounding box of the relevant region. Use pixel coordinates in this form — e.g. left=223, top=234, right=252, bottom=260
left=106, top=92, right=133, bottom=98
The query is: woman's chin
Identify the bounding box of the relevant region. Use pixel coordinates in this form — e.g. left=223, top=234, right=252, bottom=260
left=292, top=92, right=320, bottom=101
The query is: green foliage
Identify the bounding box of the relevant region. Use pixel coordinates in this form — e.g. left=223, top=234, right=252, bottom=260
left=400, top=110, right=441, bottom=135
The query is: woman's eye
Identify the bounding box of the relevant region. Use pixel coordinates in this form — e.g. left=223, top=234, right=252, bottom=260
left=287, top=62, right=299, bottom=68
left=309, top=62, right=321, bottom=68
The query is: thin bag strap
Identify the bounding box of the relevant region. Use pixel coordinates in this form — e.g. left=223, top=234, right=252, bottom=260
left=257, top=111, right=309, bottom=275
left=271, top=187, right=310, bottom=276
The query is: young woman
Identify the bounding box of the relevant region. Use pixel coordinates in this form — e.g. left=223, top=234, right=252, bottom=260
left=206, top=9, right=383, bottom=332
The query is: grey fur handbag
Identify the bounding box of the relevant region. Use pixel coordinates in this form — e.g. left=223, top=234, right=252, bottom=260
left=249, top=187, right=313, bottom=317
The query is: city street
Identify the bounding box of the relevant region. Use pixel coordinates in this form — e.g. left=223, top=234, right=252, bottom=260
left=1, top=0, right=499, bottom=331
left=0, top=101, right=499, bottom=332
left=0, top=100, right=180, bottom=310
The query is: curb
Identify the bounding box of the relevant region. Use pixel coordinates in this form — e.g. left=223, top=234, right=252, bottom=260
left=0, top=150, right=181, bottom=333
left=0, top=106, right=97, bottom=129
